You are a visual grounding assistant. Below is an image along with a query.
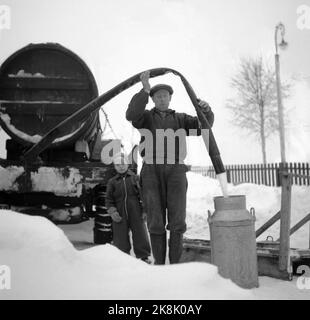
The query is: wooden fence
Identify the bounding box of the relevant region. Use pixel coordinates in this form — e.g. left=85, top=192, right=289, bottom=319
left=190, top=162, right=310, bottom=186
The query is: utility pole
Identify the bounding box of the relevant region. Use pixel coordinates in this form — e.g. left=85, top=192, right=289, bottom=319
left=274, top=22, right=288, bottom=163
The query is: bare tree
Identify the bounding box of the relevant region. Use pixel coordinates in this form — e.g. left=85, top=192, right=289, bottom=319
left=226, top=56, right=289, bottom=164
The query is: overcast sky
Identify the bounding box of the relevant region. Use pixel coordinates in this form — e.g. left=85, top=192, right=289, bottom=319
left=0, top=0, right=309, bottom=165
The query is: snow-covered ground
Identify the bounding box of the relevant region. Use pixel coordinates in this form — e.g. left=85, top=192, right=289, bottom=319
left=0, top=172, right=309, bottom=300
left=0, top=210, right=251, bottom=300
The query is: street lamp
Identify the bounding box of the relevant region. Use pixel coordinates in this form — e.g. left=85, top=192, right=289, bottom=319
left=274, top=22, right=288, bottom=163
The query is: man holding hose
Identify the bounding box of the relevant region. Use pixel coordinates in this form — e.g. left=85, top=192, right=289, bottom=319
left=126, top=71, right=214, bottom=264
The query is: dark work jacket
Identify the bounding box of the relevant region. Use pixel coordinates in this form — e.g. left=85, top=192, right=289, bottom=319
left=126, top=89, right=214, bottom=164
left=105, top=170, right=143, bottom=220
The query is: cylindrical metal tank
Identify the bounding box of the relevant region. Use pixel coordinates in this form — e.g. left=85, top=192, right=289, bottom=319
left=208, top=195, right=259, bottom=289
left=0, top=43, right=99, bottom=148
left=92, top=183, right=113, bottom=244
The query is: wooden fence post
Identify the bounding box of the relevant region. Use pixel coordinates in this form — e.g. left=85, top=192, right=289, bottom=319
left=278, top=170, right=292, bottom=271
left=226, top=168, right=231, bottom=183
left=309, top=219, right=310, bottom=250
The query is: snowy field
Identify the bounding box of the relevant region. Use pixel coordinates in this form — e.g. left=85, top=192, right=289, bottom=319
left=0, top=172, right=309, bottom=300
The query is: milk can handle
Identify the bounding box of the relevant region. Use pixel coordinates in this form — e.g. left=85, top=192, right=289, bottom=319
left=207, top=210, right=213, bottom=224
left=208, top=210, right=212, bottom=219
left=250, top=207, right=255, bottom=218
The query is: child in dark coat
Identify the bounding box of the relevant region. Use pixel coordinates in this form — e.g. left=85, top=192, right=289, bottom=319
left=105, top=153, right=151, bottom=263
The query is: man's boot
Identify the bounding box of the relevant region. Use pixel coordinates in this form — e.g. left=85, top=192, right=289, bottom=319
left=169, top=232, right=183, bottom=264
left=150, top=233, right=167, bottom=265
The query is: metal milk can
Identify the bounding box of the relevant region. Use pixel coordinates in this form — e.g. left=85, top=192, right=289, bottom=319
left=208, top=195, right=259, bottom=289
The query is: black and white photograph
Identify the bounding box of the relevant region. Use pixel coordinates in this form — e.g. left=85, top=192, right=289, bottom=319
left=0, top=0, right=310, bottom=304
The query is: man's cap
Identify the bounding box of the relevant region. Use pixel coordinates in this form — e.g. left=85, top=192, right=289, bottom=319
left=150, top=84, right=173, bottom=97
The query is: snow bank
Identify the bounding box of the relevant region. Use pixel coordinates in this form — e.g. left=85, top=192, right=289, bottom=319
left=186, top=172, right=310, bottom=249
left=0, top=165, right=83, bottom=197
left=0, top=166, right=24, bottom=191
left=0, top=210, right=251, bottom=300
left=31, top=167, right=83, bottom=197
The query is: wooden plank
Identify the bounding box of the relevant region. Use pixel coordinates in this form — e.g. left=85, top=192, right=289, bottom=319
left=257, top=255, right=292, bottom=280
left=250, top=164, right=253, bottom=184
left=242, top=164, right=245, bottom=182
left=232, top=165, right=235, bottom=183
left=275, top=163, right=279, bottom=186
left=1, top=102, right=84, bottom=115
left=226, top=166, right=231, bottom=183
left=278, top=171, right=292, bottom=271
left=256, top=211, right=281, bottom=238
left=289, top=162, right=293, bottom=186
left=248, top=164, right=252, bottom=183
left=0, top=77, right=89, bottom=90
left=263, top=163, right=267, bottom=185
left=291, top=173, right=310, bottom=179
left=181, top=240, right=212, bottom=263
left=302, top=163, right=306, bottom=186
left=181, top=239, right=292, bottom=280
left=233, top=165, right=236, bottom=184
left=293, top=162, right=298, bottom=185
left=298, top=162, right=302, bottom=186
left=267, top=163, right=270, bottom=186
left=289, top=213, right=310, bottom=236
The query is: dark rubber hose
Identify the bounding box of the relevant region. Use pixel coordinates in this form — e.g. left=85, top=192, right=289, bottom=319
left=23, top=67, right=225, bottom=174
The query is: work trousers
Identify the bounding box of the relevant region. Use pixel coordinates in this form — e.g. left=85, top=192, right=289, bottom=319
left=140, top=163, right=188, bottom=235
left=112, top=197, right=150, bottom=259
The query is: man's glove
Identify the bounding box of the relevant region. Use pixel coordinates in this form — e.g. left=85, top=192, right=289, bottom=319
left=197, top=99, right=211, bottom=113
left=140, top=71, right=151, bottom=93
left=111, top=211, right=122, bottom=223
left=107, top=207, right=122, bottom=223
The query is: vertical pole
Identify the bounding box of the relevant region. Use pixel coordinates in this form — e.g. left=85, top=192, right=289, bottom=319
left=309, top=219, right=310, bottom=249
left=275, top=53, right=286, bottom=163
left=278, top=171, right=292, bottom=271
left=226, top=168, right=231, bottom=183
